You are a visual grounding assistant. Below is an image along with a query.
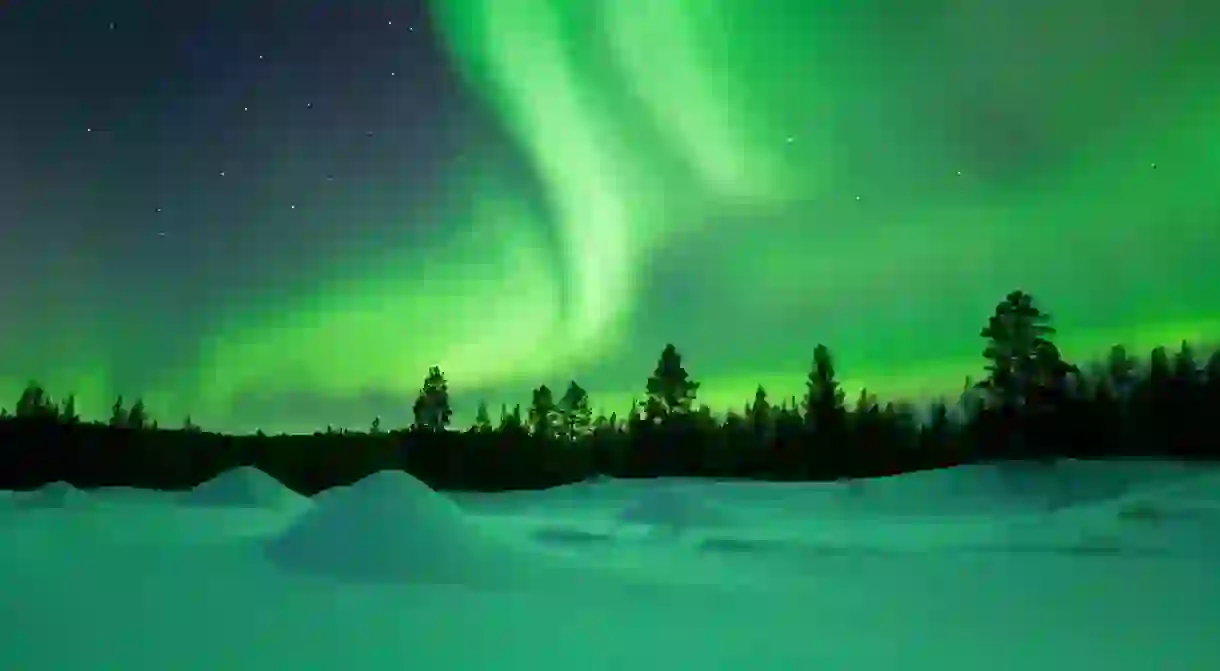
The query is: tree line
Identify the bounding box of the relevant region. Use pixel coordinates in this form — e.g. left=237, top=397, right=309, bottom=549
left=1, top=290, right=1218, bottom=494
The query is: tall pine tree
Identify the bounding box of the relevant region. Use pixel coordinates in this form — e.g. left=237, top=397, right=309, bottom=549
left=643, top=343, right=699, bottom=423
left=529, top=385, right=559, bottom=439
left=472, top=400, right=493, bottom=432
left=803, top=344, right=846, bottom=442
left=748, top=385, right=772, bottom=440
left=978, top=290, right=1061, bottom=410
left=558, top=380, right=593, bottom=442
left=412, top=366, right=452, bottom=431
left=498, top=403, right=525, bottom=434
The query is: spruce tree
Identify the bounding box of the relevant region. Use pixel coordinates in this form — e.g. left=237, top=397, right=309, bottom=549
left=473, top=400, right=493, bottom=432
left=643, top=343, right=699, bottom=422
left=182, top=415, right=201, bottom=432
left=528, top=385, right=559, bottom=439
left=1106, top=344, right=1138, bottom=399
left=1028, top=340, right=1078, bottom=411
left=127, top=399, right=149, bottom=430
left=1172, top=341, right=1201, bottom=387
left=412, top=366, right=452, bottom=431
left=16, top=381, right=56, bottom=419
left=59, top=394, right=79, bottom=424
left=1149, top=345, right=1172, bottom=386
left=803, top=344, right=846, bottom=438
left=748, top=385, right=772, bottom=439
left=853, top=389, right=879, bottom=415
left=109, top=396, right=128, bottom=428
left=978, top=290, right=1060, bottom=410
left=497, top=403, right=525, bottom=434
left=1205, top=350, right=1220, bottom=389
left=1204, top=350, right=1220, bottom=417
left=558, top=381, right=593, bottom=441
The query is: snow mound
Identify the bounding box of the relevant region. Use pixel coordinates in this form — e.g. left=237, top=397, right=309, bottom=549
left=10, top=481, right=91, bottom=509
left=986, top=470, right=1220, bottom=558
left=615, top=486, right=737, bottom=536
left=180, top=467, right=307, bottom=509
left=264, top=469, right=538, bottom=587
left=843, top=459, right=1203, bottom=517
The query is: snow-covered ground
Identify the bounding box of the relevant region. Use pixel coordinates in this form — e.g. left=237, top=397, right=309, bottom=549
left=2, top=460, right=1218, bottom=670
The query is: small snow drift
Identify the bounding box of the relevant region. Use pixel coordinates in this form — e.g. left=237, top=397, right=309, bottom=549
left=9, top=481, right=91, bottom=509
left=179, top=466, right=307, bottom=509
left=615, top=486, right=736, bottom=537
left=264, top=469, right=540, bottom=588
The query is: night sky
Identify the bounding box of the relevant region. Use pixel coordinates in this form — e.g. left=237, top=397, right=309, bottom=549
left=2, top=0, right=1219, bottom=433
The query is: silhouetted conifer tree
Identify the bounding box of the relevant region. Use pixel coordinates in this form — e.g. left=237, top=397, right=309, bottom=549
left=692, top=404, right=717, bottom=431
left=498, top=403, right=524, bottom=434
left=853, top=389, right=879, bottom=415
left=977, top=290, right=1062, bottom=411
left=643, top=343, right=699, bottom=422
left=127, top=399, right=149, bottom=430
left=1172, top=341, right=1201, bottom=386
left=558, top=381, right=592, bottom=441
left=412, top=366, right=452, bottom=431
left=16, top=381, right=56, bottom=419
left=528, top=385, right=559, bottom=439
left=748, top=385, right=772, bottom=439
left=592, top=412, right=610, bottom=432
left=1106, top=344, right=1138, bottom=400
left=109, top=396, right=128, bottom=428
left=52, top=394, right=78, bottom=424
left=1027, top=341, right=1078, bottom=415
left=1149, top=346, right=1173, bottom=390
left=803, top=344, right=846, bottom=439
left=1205, top=349, right=1220, bottom=393
left=1206, top=349, right=1220, bottom=380
left=370, top=416, right=383, bottom=435
left=1204, top=349, right=1220, bottom=427
left=473, top=400, right=493, bottom=432
left=922, top=399, right=953, bottom=454
left=626, top=400, right=647, bottom=433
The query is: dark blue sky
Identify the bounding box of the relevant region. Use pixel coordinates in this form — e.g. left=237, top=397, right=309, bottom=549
left=1, top=0, right=491, bottom=428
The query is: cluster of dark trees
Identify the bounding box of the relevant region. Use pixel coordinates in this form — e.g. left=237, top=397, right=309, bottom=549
left=1, top=290, right=1218, bottom=495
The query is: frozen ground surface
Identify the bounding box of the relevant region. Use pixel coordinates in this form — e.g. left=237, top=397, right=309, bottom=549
left=2, top=459, right=1219, bottom=670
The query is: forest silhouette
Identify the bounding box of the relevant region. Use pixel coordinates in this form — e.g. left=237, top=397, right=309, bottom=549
left=2, top=290, right=1218, bottom=494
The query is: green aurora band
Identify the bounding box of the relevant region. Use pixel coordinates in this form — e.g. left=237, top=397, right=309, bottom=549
left=6, top=0, right=1220, bottom=432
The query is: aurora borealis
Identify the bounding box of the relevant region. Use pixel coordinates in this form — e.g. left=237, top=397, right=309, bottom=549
left=2, top=0, right=1219, bottom=433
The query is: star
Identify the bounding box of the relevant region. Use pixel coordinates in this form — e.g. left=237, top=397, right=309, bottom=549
left=219, top=171, right=226, bottom=177
left=306, top=103, right=313, bottom=109
left=155, top=207, right=162, bottom=213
